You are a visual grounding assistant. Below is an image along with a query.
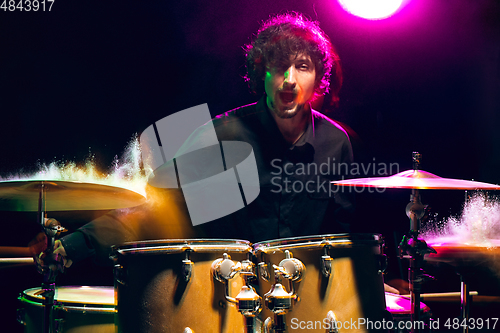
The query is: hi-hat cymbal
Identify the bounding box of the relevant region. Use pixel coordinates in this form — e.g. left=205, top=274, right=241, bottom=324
left=331, top=170, right=500, bottom=190
left=0, top=180, right=146, bottom=211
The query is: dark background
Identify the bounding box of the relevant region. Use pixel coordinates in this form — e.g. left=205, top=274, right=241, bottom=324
left=1, top=0, right=500, bottom=331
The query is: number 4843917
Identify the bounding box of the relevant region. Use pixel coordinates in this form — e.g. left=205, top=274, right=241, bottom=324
left=444, top=318, right=498, bottom=330
left=1, top=0, right=55, bottom=11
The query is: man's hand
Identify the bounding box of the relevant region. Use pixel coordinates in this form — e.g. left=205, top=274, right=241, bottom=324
left=51, top=240, right=73, bottom=268
left=385, top=278, right=410, bottom=295
left=29, top=229, right=73, bottom=273
left=384, top=283, right=400, bottom=294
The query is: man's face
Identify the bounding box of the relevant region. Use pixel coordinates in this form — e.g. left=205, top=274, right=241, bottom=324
left=264, top=53, right=316, bottom=119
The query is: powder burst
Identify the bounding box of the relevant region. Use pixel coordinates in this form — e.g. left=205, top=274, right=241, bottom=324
left=422, top=192, right=500, bottom=247
left=0, top=135, right=150, bottom=198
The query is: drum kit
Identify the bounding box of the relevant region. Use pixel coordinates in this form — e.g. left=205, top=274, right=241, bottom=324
left=3, top=152, right=500, bottom=333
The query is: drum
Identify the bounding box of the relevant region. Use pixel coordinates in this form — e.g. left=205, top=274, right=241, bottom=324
left=114, top=239, right=253, bottom=333
left=254, top=234, right=386, bottom=332
left=385, top=293, right=431, bottom=332
left=18, top=286, right=116, bottom=333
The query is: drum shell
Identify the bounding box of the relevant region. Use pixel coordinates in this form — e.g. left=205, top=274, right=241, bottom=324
left=18, top=286, right=116, bottom=333
left=255, top=234, right=386, bottom=332
left=114, top=239, right=252, bottom=333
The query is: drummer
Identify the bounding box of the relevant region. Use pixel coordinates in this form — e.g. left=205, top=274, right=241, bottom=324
left=34, top=13, right=402, bottom=292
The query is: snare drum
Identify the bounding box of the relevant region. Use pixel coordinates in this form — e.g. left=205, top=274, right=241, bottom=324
left=385, top=293, right=431, bottom=333
left=254, top=234, right=386, bottom=332
left=18, top=286, right=115, bottom=333
left=114, top=239, right=253, bottom=333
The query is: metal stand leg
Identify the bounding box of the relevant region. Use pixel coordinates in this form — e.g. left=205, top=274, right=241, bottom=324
left=409, top=259, right=421, bottom=329
left=461, top=275, right=470, bottom=333
left=245, top=317, right=254, bottom=333
left=41, top=281, right=55, bottom=333
left=274, top=314, right=286, bottom=333
left=37, top=182, right=64, bottom=333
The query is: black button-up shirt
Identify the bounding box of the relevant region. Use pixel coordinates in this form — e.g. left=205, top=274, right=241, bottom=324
left=61, top=96, right=354, bottom=264
left=195, top=96, right=354, bottom=242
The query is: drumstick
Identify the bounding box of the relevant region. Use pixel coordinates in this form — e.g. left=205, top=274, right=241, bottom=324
left=401, top=291, right=478, bottom=299
left=0, top=246, right=32, bottom=257
left=401, top=291, right=480, bottom=303
left=0, top=257, right=34, bottom=264
left=0, top=257, right=34, bottom=270
left=402, top=292, right=500, bottom=303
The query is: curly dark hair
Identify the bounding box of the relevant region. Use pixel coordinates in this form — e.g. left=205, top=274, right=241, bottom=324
left=245, top=12, right=342, bottom=99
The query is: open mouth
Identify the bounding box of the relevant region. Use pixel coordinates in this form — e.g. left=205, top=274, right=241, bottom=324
left=279, top=91, right=296, bottom=104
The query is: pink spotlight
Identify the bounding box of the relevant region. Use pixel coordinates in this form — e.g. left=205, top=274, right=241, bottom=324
left=338, top=0, right=404, bottom=20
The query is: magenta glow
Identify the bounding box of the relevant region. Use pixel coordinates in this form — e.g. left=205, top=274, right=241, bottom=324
left=338, top=0, right=404, bottom=20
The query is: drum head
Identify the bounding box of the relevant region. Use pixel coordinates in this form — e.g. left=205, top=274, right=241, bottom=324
left=22, top=286, right=115, bottom=307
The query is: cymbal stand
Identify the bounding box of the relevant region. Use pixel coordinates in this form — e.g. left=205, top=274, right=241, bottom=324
left=460, top=274, right=470, bottom=333
left=459, top=191, right=471, bottom=333
left=37, top=182, right=65, bottom=333
left=399, top=153, right=436, bottom=333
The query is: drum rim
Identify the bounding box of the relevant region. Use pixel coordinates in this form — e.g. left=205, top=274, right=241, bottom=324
left=253, top=233, right=383, bottom=252
left=115, top=238, right=253, bottom=255
left=21, top=286, right=116, bottom=308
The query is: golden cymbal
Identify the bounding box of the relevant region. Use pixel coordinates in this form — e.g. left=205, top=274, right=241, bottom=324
left=331, top=170, right=500, bottom=190
left=424, top=238, right=500, bottom=266
left=0, top=180, right=146, bottom=211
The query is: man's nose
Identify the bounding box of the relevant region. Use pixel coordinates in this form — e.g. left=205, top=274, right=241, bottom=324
left=284, top=67, right=297, bottom=87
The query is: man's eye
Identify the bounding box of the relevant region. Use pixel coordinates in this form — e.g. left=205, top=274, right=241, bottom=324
left=297, top=64, right=309, bottom=70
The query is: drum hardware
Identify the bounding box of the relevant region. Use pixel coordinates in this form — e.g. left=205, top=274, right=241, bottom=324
left=182, top=250, right=194, bottom=282
left=51, top=305, right=65, bottom=333
left=262, top=275, right=294, bottom=332
left=38, top=183, right=63, bottom=333
left=113, top=263, right=126, bottom=286
left=277, top=250, right=305, bottom=282
left=264, top=279, right=294, bottom=315
left=235, top=285, right=261, bottom=316
left=262, top=250, right=305, bottom=333
left=397, top=153, right=436, bottom=333
left=378, top=253, right=388, bottom=274
left=235, top=258, right=262, bottom=317
left=183, top=328, right=193, bottom=333
left=258, top=262, right=271, bottom=282
left=460, top=276, right=469, bottom=324
left=451, top=271, right=471, bottom=333
left=211, top=253, right=242, bottom=283
left=326, top=310, right=340, bottom=333
left=212, top=253, right=261, bottom=332
left=320, top=245, right=333, bottom=278
left=263, top=315, right=286, bottom=333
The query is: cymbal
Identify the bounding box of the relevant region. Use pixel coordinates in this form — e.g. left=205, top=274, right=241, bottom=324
left=0, top=180, right=146, bottom=211
left=331, top=170, right=500, bottom=190
left=424, top=238, right=500, bottom=266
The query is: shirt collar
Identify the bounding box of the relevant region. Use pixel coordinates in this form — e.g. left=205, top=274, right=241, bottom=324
left=255, top=95, right=314, bottom=149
